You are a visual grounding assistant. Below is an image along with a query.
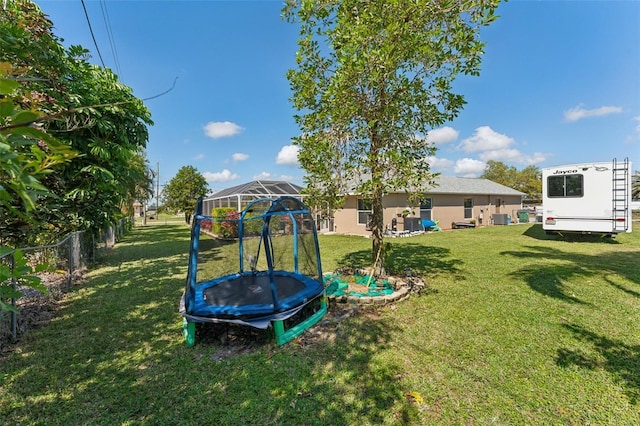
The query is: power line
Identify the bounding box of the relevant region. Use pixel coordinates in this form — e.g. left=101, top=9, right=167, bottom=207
left=99, top=0, right=122, bottom=78
left=80, top=0, right=106, bottom=68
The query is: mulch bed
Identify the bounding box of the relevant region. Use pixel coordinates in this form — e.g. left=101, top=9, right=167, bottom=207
left=0, top=271, right=83, bottom=356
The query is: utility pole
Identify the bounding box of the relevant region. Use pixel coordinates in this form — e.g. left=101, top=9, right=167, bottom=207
left=156, top=161, right=160, bottom=210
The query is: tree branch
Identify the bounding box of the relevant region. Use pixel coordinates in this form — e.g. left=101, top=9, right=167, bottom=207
left=0, top=77, right=178, bottom=132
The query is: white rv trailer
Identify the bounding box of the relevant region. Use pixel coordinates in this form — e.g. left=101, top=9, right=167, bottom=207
left=542, top=158, right=632, bottom=236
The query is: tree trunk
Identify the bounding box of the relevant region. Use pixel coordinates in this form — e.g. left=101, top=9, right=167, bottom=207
left=370, top=129, right=386, bottom=277
left=371, top=182, right=385, bottom=276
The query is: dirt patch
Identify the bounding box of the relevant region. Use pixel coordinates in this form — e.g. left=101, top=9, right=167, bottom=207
left=191, top=302, right=379, bottom=361
left=0, top=271, right=83, bottom=356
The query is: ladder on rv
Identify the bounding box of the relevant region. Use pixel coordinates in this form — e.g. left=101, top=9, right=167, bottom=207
left=612, top=157, right=629, bottom=233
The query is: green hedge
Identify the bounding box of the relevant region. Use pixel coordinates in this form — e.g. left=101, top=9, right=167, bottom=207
left=211, top=208, right=238, bottom=237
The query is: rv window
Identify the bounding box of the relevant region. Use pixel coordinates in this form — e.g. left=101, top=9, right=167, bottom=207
left=547, top=174, right=583, bottom=198
left=565, top=175, right=583, bottom=196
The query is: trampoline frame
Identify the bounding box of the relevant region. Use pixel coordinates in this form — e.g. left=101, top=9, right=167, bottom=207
left=180, top=196, right=327, bottom=346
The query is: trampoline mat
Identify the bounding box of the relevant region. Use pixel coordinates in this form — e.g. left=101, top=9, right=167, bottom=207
left=203, top=273, right=307, bottom=307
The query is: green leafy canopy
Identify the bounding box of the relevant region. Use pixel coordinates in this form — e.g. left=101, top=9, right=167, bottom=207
left=284, top=0, right=502, bottom=273
left=162, top=166, right=209, bottom=222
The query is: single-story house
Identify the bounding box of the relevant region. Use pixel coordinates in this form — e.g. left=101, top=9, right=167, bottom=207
left=133, top=201, right=143, bottom=217
left=331, top=176, right=526, bottom=236
left=201, top=180, right=304, bottom=217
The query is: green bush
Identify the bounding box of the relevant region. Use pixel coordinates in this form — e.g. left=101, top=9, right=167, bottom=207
left=211, top=208, right=237, bottom=236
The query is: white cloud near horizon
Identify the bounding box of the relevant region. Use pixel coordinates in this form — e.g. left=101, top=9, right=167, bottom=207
left=276, top=145, right=299, bottom=165
left=426, top=156, right=454, bottom=171
left=426, top=126, right=459, bottom=145
left=252, top=171, right=298, bottom=182
left=459, top=126, right=515, bottom=153
left=232, top=152, right=249, bottom=162
left=456, top=126, right=547, bottom=166
left=202, top=169, right=239, bottom=183
left=279, top=174, right=297, bottom=182
left=203, top=121, right=244, bottom=139
left=454, top=158, right=486, bottom=176
left=564, top=104, right=623, bottom=122
left=253, top=171, right=272, bottom=180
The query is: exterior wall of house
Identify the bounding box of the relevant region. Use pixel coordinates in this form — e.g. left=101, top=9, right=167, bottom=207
left=133, top=202, right=143, bottom=217
left=330, top=193, right=523, bottom=236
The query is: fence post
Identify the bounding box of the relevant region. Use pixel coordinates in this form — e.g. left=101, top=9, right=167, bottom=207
left=67, top=235, right=73, bottom=289
left=10, top=253, right=17, bottom=342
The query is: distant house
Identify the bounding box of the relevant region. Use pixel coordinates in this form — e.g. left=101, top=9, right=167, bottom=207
left=201, top=180, right=304, bottom=216
left=133, top=201, right=143, bottom=217
left=331, top=176, right=525, bottom=235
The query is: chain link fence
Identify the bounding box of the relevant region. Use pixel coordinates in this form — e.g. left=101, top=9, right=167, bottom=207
left=0, top=218, right=132, bottom=346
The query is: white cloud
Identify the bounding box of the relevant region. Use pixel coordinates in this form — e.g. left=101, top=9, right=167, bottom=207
left=454, top=158, right=486, bottom=177
left=564, top=104, right=623, bottom=122
left=202, top=169, right=239, bottom=183
left=426, top=156, right=454, bottom=171
left=203, top=121, right=244, bottom=139
left=479, top=148, right=524, bottom=162
left=426, top=126, right=459, bottom=145
left=459, top=126, right=515, bottom=153
left=253, top=171, right=272, bottom=180
left=634, top=116, right=640, bottom=140
left=193, top=153, right=204, bottom=160
left=478, top=148, right=548, bottom=165
left=232, top=152, right=249, bottom=162
left=276, top=145, right=299, bottom=165
left=524, top=152, right=548, bottom=165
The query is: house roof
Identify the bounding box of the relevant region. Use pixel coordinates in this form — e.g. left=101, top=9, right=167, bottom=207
left=345, top=174, right=525, bottom=197
left=206, top=180, right=303, bottom=200
left=426, top=176, right=525, bottom=196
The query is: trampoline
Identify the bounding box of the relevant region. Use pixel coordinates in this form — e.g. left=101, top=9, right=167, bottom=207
left=179, top=196, right=327, bottom=346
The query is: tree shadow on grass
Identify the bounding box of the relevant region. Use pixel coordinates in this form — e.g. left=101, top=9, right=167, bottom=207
left=335, top=243, right=464, bottom=280
left=507, top=263, right=591, bottom=305
left=556, top=323, right=640, bottom=404
left=501, top=245, right=640, bottom=304
left=1, top=224, right=419, bottom=425
left=522, top=224, right=621, bottom=244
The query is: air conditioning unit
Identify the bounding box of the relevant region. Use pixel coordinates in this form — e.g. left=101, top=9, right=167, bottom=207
left=492, top=213, right=509, bottom=225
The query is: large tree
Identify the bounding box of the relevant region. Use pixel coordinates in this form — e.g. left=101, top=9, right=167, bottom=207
left=481, top=160, right=542, bottom=202
left=517, top=165, right=542, bottom=202
left=162, top=166, right=209, bottom=223
left=0, top=0, right=152, bottom=245
left=632, top=170, right=639, bottom=201
left=284, top=0, right=501, bottom=274
left=0, top=66, right=78, bottom=246
left=481, top=160, right=518, bottom=187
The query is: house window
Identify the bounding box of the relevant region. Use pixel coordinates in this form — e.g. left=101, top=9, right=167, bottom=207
left=357, top=199, right=372, bottom=225
left=420, top=197, right=432, bottom=221
left=548, top=174, right=584, bottom=198
left=464, top=198, right=473, bottom=219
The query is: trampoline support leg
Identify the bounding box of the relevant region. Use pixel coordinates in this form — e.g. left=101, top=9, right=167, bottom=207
left=183, top=318, right=196, bottom=347
left=273, top=298, right=328, bottom=346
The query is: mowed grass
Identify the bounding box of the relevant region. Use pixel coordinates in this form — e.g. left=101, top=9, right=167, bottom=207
left=1, top=223, right=639, bottom=425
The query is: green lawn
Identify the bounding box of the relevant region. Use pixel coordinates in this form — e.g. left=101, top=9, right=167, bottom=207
left=1, top=223, right=639, bottom=425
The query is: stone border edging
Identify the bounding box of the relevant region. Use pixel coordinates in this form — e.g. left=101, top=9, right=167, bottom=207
left=325, top=269, right=422, bottom=305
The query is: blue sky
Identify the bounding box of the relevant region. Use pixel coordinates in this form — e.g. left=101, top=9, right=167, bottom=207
left=37, top=0, right=639, bottom=194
